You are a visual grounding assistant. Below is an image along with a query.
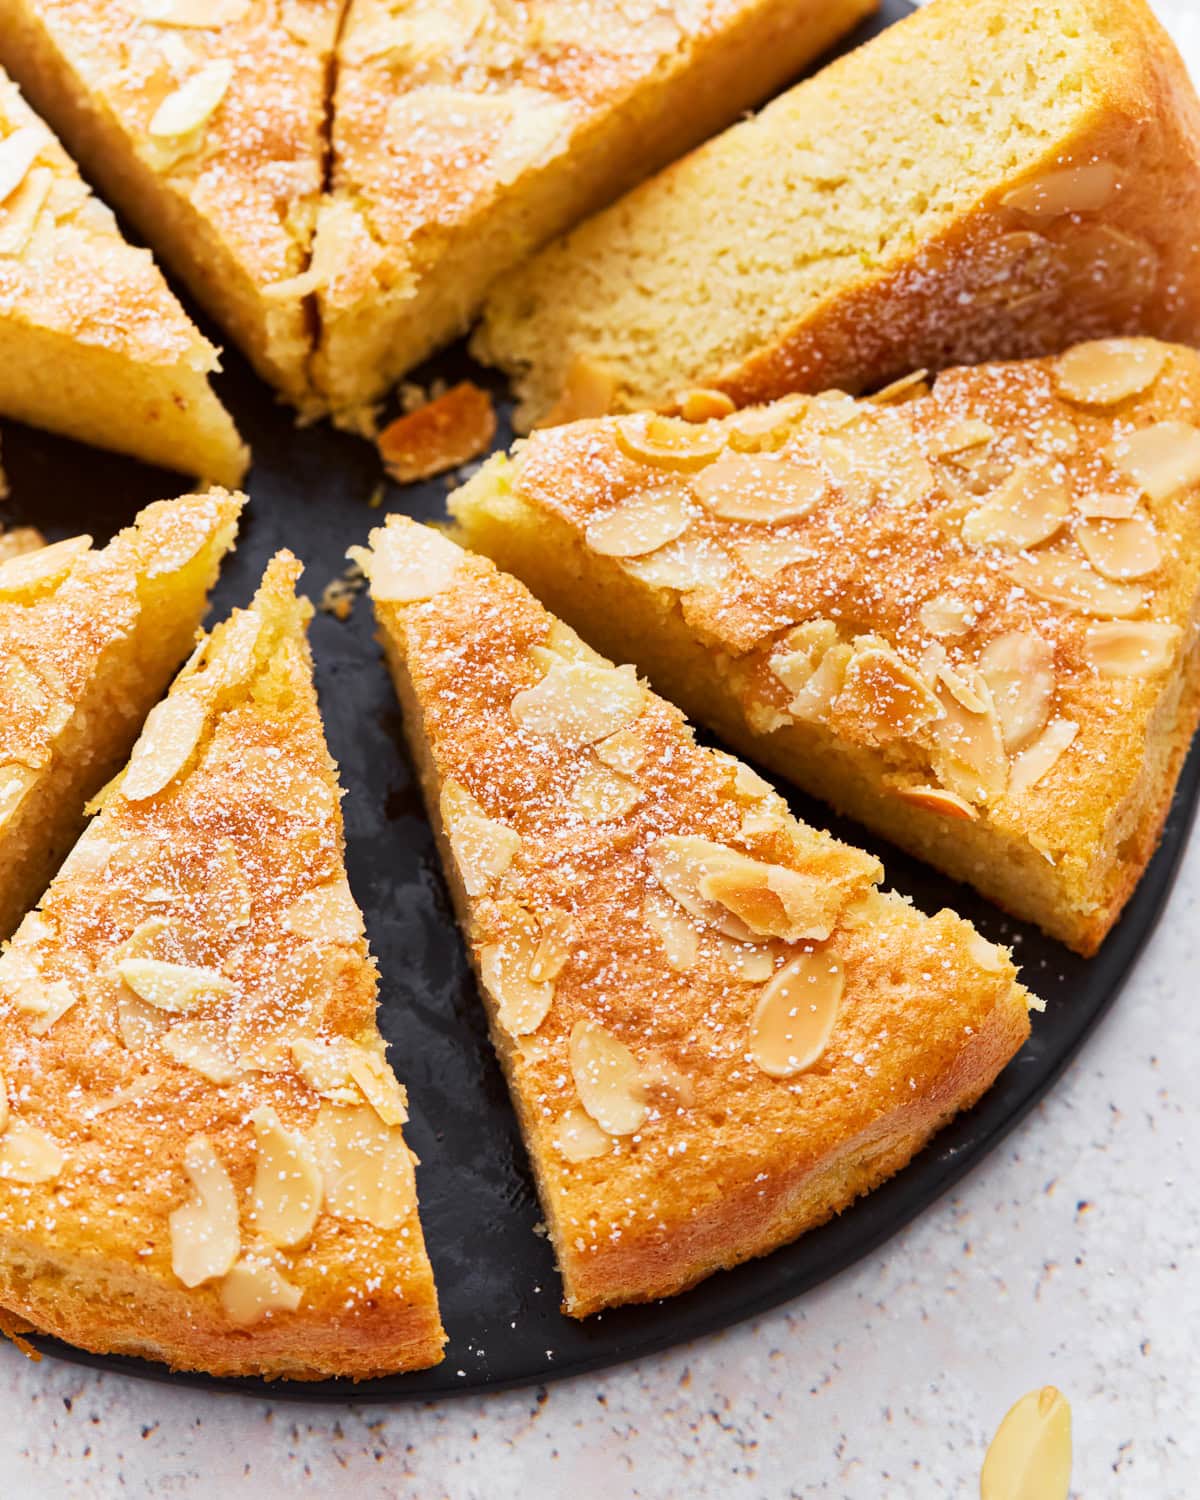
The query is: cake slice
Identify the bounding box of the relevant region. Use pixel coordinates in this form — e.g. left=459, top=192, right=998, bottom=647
left=310, top=0, right=878, bottom=422
left=0, top=68, right=247, bottom=480
left=353, top=517, right=1033, bottom=1317
left=475, top=0, right=1200, bottom=427
left=0, top=555, right=445, bottom=1378
left=0, top=488, right=241, bottom=940
left=451, top=339, right=1200, bottom=955
left=0, top=0, right=343, bottom=409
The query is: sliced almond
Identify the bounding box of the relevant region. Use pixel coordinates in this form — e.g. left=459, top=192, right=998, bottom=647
left=1007, top=549, right=1146, bottom=618
left=345, top=1046, right=409, bottom=1127
left=1076, top=514, right=1162, bottom=580
left=121, top=692, right=208, bottom=801
left=308, top=1102, right=416, bottom=1231
left=643, top=888, right=700, bottom=972
left=647, top=836, right=756, bottom=942
left=919, top=594, right=975, bottom=639
left=250, top=1105, right=323, bottom=1249
left=569, top=1020, right=646, bottom=1136
left=927, top=420, right=994, bottom=459
left=832, top=642, right=942, bottom=747
left=351, top=524, right=462, bottom=604
left=1104, top=421, right=1200, bottom=503
left=510, top=660, right=644, bottom=747
left=282, top=878, right=364, bottom=944
left=699, top=852, right=848, bottom=944
left=0, top=125, right=45, bottom=206
left=480, top=915, right=555, bottom=1036
left=867, top=369, right=930, bottom=405
left=732, top=531, right=815, bottom=579
left=1003, top=160, right=1118, bottom=220
left=0, top=1071, right=8, bottom=1136
left=593, top=724, right=647, bottom=775
left=169, top=1135, right=240, bottom=1287
left=620, top=534, right=733, bottom=591
left=528, top=911, right=574, bottom=985
left=676, top=388, right=736, bottom=422
left=570, top=759, right=641, bottom=822
left=161, top=1019, right=238, bottom=1084
left=117, top=957, right=232, bottom=1012
left=439, top=778, right=521, bottom=898
left=615, top=413, right=724, bottom=471
left=376, top=382, right=496, bottom=483
left=1075, top=489, right=1140, bottom=520
left=896, top=784, right=978, bottom=821
left=12, top=977, right=78, bottom=1036
left=931, top=673, right=1008, bottom=805
left=553, top=1106, right=611, bottom=1163
left=712, top=934, right=778, bottom=983
left=1008, top=719, right=1079, bottom=798
left=289, top=1038, right=360, bottom=1105
left=142, top=0, right=251, bottom=24
left=219, top=1256, right=302, bottom=1327
left=748, top=949, right=843, bottom=1078
left=583, top=489, right=692, bottom=558
left=1054, top=339, right=1166, bottom=406
left=724, top=394, right=809, bottom=448
left=961, top=466, right=1071, bottom=551
left=0, top=764, right=37, bottom=831
left=980, top=1386, right=1072, bottom=1500
left=149, top=59, right=234, bottom=139
left=0, top=1120, right=64, bottom=1183
left=1084, top=621, right=1180, bottom=677
left=691, top=451, right=826, bottom=524
left=0, top=534, right=90, bottom=599
left=979, top=632, right=1056, bottom=752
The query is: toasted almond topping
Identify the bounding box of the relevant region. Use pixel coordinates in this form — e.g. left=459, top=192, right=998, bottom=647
left=121, top=692, right=208, bottom=801
left=691, top=450, right=826, bottom=524
left=345, top=1047, right=409, bottom=1127
left=377, top=382, right=496, bottom=483
left=0, top=534, right=90, bottom=599
left=569, top=759, right=641, bottom=822
left=440, top=778, right=521, bottom=897
left=769, top=619, right=844, bottom=717
left=712, top=934, right=778, bottom=983
left=1076, top=514, right=1162, bottom=580
left=927, top=420, right=995, bottom=458
left=1003, top=160, right=1118, bottom=220
left=919, top=594, right=974, bottom=639
left=593, top=724, right=647, bottom=775
left=196, top=606, right=263, bottom=696
left=538, top=354, right=618, bottom=427
left=554, top=1106, right=611, bottom=1163
left=1009, top=719, right=1079, bottom=797
left=896, top=784, right=978, bottom=821
left=621, top=534, right=733, bottom=591
left=961, top=466, right=1070, bottom=551
left=0, top=1120, right=64, bottom=1183
left=833, top=641, right=943, bottom=746
left=282, top=878, right=364, bottom=944
left=1007, top=549, right=1146, bottom=618
left=724, top=394, right=809, bottom=448
left=732, top=530, right=815, bottom=579
left=867, top=369, right=930, bottom=405
left=0, top=765, right=36, bottom=831
left=979, top=632, right=1056, bottom=752
left=117, top=957, right=232, bottom=1012
left=116, top=992, right=172, bottom=1051
left=142, top=0, right=250, bottom=27
left=161, top=1019, right=238, bottom=1084
left=1105, top=421, right=1200, bottom=503
left=354, top=523, right=463, bottom=604
left=615, top=413, right=724, bottom=470
left=308, top=1102, right=416, bottom=1231
left=219, top=1256, right=302, bottom=1327
left=250, top=1105, right=323, bottom=1249
left=647, top=835, right=757, bottom=942
left=510, top=660, right=644, bottom=746
left=480, top=913, right=555, bottom=1036
left=149, top=59, right=234, bottom=139
left=14, top=978, right=78, bottom=1036
left=169, top=1135, right=240, bottom=1287
left=528, top=911, right=574, bottom=984
left=676, top=388, right=736, bottom=422
left=289, top=1038, right=357, bottom=1103
left=698, top=852, right=845, bottom=943
left=0, top=126, right=46, bottom=205
left=1074, top=489, right=1140, bottom=520
left=749, top=949, right=843, bottom=1078
left=1031, top=414, right=1081, bottom=458
left=583, top=489, right=692, bottom=557
left=968, top=931, right=1008, bottom=974
left=0, top=162, right=50, bottom=256
left=643, top=888, right=700, bottom=972
left=932, top=672, right=1008, bottom=806
left=980, top=1387, right=1072, bottom=1500
left=1084, top=620, right=1180, bottom=677
left=569, top=1019, right=647, bottom=1136
left=1054, top=339, right=1166, bottom=406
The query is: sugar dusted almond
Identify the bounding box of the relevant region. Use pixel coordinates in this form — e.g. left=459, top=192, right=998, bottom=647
left=0, top=125, right=46, bottom=205
left=968, top=930, right=1008, bottom=974
left=142, top=0, right=251, bottom=24
left=0, top=1119, right=63, bottom=1183
left=584, top=489, right=692, bottom=558
left=979, top=632, right=1056, bottom=752
left=0, top=764, right=37, bottom=830
left=554, top=1106, right=611, bottom=1163
left=219, top=1256, right=302, bottom=1327
left=647, top=836, right=756, bottom=942
left=1075, top=489, right=1140, bottom=520
left=724, top=394, right=809, bottom=448
left=353, top=523, right=463, bottom=604
left=116, top=991, right=172, bottom=1051
left=161, top=1018, right=238, bottom=1084
left=117, top=957, right=232, bottom=1012
left=1003, top=160, right=1118, bottom=220
left=698, top=853, right=845, bottom=944
left=919, top=594, right=974, bottom=639
left=1009, top=719, right=1079, bottom=798
left=570, top=759, right=641, bottom=822
left=345, top=1046, right=409, bottom=1126
left=1105, top=421, right=1200, bottom=503
left=14, top=977, right=78, bottom=1036
left=169, top=1135, right=240, bottom=1287
left=528, top=911, right=574, bottom=984
left=1054, top=339, right=1166, bottom=406
left=308, top=1102, right=416, bottom=1231
left=732, top=531, right=815, bottom=579
left=980, top=1386, right=1072, bottom=1500
left=593, top=724, right=647, bottom=775
left=121, top=691, right=208, bottom=801
left=149, top=59, right=234, bottom=139
left=439, top=778, right=521, bottom=897
left=896, top=784, right=978, bottom=821
left=569, top=1020, right=647, bottom=1136
left=691, top=450, right=826, bottom=524
left=250, top=1105, right=323, bottom=1249
left=676, top=388, right=736, bottom=422
left=615, top=413, right=724, bottom=470
left=621, top=534, right=732, bottom=591
left=282, top=878, right=364, bottom=944
left=480, top=914, right=555, bottom=1036
left=931, top=673, right=1007, bottom=806
left=1076, top=514, right=1162, bottom=580
left=643, top=888, right=700, bottom=972
left=0, top=533, right=91, bottom=600
left=1007, top=549, right=1146, bottom=618
left=1085, top=620, right=1180, bottom=677
left=867, top=369, right=930, bottom=405
left=510, top=660, right=644, bottom=747
left=927, top=420, right=994, bottom=458
left=749, top=949, right=843, bottom=1078
left=961, top=466, right=1070, bottom=551
left=833, top=642, right=942, bottom=746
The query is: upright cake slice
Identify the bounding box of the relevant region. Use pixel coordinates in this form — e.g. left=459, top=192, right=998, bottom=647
left=475, top=0, right=1200, bottom=426
left=452, top=340, right=1200, bottom=955
left=0, top=0, right=343, bottom=408
left=354, top=517, right=1033, bottom=1317
left=310, top=0, right=878, bottom=421
left=0, top=68, right=247, bottom=480
left=0, top=555, right=445, bottom=1378
left=0, top=489, right=240, bottom=940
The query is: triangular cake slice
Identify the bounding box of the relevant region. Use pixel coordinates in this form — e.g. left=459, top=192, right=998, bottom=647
left=0, top=488, right=241, bottom=939
left=0, top=68, right=247, bottom=482
left=310, top=0, right=877, bottom=421
left=0, top=0, right=342, bottom=408
left=451, top=339, right=1200, bottom=956
left=0, top=556, right=445, bottom=1378
left=353, top=517, right=1033, bottom=1317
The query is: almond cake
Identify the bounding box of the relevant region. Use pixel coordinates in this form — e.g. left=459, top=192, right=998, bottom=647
left=0, top=67, right=247, bottom=482
left=0, top=0, right=343, bottom=409
left=0, top=554, right=445, bottom=1378
left=451, top=339, right=1200, bottom=956
left=475, top=0, right=1200, bottom=428
left=0, top=489, right=241, bottom=942
left=311, top=0, right=879, bottom=422
left=353, top=517, right=1034, bottom=1317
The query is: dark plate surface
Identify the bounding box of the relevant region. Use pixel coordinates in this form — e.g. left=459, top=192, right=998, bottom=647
left=2, top=0, right=1194, bottom=1405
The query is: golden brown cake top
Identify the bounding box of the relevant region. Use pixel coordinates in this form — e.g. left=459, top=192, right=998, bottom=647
left=485, top=339, right=1200, bottom=861
left=357, top=518, right=1030, bottom=1270
left=0, top=69, right=220, bottom=363
left=0, top=553, right=439, bottom=1350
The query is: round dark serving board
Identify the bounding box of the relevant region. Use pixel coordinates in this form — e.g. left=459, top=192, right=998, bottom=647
left=1, top=0, right=1192, bottom=1404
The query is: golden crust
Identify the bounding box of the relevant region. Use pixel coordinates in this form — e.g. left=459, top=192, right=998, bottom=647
left=0, top=554, right=445, bottom=1379
left=357, top=518, right=1032, bottom=1317
left=450, top=340, right=1200, bottom=955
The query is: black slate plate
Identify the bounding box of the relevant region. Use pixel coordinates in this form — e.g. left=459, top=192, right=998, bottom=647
left=3, top=0, right=1194, bottom=1404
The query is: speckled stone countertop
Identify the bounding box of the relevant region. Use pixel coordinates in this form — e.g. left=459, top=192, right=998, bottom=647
left=5, top=4, right=1200, bottom=1495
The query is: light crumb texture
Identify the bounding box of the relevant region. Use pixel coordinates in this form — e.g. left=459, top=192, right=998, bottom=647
left=355, top=516, right=1032, bottom=1317
left=0, top=68, right=247, bottom=481
left=0, top=489, right=241, bottom=942
left=0, top=0, right=343, bottom=408
left=476, top=0, right=1200, bottom=426
left=451, top=340, right=1200, bottom=956
left=0, top=554, right=445, bottom=1379
left=311, top=0, right=878, bottom=418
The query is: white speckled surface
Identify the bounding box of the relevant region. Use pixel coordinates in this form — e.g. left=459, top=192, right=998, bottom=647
left=5, top=5, right=1200, bottom=1495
